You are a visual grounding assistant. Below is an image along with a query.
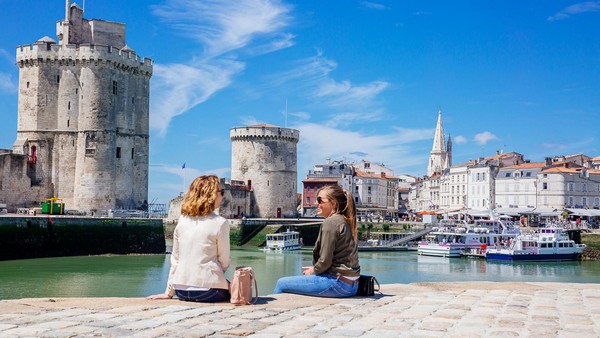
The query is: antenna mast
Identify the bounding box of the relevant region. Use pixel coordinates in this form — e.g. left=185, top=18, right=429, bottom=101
left=285, top=98, right=288, bottom=128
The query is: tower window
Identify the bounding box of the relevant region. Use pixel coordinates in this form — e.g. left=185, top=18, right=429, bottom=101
left=132, top=97, right=135, bottom=104
left=68, top=102, right=71, bottom=110
left=116, top=147, right=121, bottom=158
left=67, top=119, right=70, bottom=127
left=26, top=82, right=30, bottom=88
left=57, top=75, right=60, bottom=83
left=112, top=81, right=118, bottom=95
left=75, top=88, right=78, bottom=94
left=131, top=148, right=134, bottom=159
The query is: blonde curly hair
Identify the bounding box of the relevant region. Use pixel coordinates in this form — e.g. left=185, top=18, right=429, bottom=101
left=181, top=175, right=222, bottom=217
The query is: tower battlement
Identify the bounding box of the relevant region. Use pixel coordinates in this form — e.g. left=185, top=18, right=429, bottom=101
left=16, top=42, right=153, bottom=75
left=230, top=125, right=299, bottom=143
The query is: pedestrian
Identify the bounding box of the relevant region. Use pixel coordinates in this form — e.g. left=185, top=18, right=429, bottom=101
left=146, top=175, right=231, bottom=303
left=273, top=184, right=360, bottom=298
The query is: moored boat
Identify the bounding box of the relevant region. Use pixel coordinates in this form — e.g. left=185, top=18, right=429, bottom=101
left=417, top=219, right=521, bottom=258
left=263, top=231, right=302, bottom=252
left=485, top=226, right=586, bottom=261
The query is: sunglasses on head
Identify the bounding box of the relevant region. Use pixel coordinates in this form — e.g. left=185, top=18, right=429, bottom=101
left=316, top=196, right=328, bottom=204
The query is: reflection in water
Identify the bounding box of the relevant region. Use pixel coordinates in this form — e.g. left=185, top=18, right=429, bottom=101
left=1, top=249, right=599, bottom=299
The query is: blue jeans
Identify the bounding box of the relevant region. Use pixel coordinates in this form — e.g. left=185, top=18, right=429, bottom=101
left=175, top=288, right=230, bottom=303
left=273, top=274, right=358, bottom=298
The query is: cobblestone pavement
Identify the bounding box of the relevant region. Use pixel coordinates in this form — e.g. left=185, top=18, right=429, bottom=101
left=1, top=282, right=600, bottom=337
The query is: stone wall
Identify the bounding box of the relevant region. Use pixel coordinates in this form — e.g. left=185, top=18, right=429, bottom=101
left=0, top=216, right=165, bottom=261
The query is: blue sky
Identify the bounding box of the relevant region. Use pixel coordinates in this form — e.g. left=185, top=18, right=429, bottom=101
left=1, top=1, right=599, bottom=205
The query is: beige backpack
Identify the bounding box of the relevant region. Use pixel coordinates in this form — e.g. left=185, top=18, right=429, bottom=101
left=230, top=266, right=258, bottom=305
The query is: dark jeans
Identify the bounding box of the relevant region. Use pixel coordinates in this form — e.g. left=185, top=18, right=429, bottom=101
left=175, top=288, right=231, bottom=303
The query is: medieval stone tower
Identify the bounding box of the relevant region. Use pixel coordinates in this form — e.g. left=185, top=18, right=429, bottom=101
left=9, top=1, right=152, bottom=212
left=427, top=110, right=452, bottom=177
left=230, top=124, right=299, bottom=218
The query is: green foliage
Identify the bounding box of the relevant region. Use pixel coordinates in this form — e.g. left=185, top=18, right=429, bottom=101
left=582, top=234, right=600, bottom=250
left=382, top=223, right=390, bottom=231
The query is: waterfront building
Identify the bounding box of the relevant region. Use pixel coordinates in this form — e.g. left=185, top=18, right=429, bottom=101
left=230, top=124, right=299, bottom=218
left=495, top=162, right=546, bottom=213
left=440, top=165, right=468, bottom=212
left=592, top=156, right=600, bottom=170
left=302, top=159, right=402, bottom=219
left=302, top=159, right=353, bottom=217
left=538, top=162, right=600, bottom=210
left=0, top=1, right=152, bottom=213
left=353, top=170, right=398, bottom=219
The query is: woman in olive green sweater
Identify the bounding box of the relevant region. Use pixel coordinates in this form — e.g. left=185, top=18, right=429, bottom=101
left=274, top=185, right=360, bottom=297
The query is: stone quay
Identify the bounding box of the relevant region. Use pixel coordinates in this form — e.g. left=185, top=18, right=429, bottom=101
left=1, top=282, right=599, bottom=337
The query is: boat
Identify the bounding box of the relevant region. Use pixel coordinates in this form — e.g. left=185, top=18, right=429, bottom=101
left=485, top=226, right=586, bottom=261
left=417, top=219, right=521, bottom=258
left=263, top=230, right=302, bottom=251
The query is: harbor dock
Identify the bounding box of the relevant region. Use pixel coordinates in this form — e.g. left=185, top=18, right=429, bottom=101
left=1, top=281, right=599, bottom=337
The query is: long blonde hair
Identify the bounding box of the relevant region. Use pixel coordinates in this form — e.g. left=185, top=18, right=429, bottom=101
left=181, top=175, right=221, bottom=217
left=317, top=185, right=357, bottom=242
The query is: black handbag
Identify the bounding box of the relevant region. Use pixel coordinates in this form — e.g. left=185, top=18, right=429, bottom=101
left=356, top=275, right=380, bottom=296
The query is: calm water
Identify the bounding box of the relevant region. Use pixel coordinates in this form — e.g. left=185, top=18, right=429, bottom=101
left=1, top=249, right=600, bottom=300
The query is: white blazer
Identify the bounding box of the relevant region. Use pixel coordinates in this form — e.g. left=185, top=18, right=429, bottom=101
left=166, top=213, right=231, bottom=296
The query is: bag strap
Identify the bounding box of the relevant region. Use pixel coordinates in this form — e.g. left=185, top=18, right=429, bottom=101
left=250, top=270, right=259, bottom=304
left=373, top=277, right=381, bottom=292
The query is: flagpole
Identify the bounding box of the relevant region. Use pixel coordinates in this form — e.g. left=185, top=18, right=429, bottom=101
left=181, top=162, right=186, bottom=196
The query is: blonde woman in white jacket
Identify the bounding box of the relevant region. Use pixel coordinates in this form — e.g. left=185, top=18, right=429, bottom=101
left=147, top=175, right=231, bottom=303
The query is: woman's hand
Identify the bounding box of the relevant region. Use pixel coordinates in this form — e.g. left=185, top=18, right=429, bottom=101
left=145, top=293, right=172, bottom=300
left=302, top=266, right=315, bottom=275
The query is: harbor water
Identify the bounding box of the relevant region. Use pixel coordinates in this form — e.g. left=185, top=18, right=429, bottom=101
left=1, top=248, right=600, bottom=300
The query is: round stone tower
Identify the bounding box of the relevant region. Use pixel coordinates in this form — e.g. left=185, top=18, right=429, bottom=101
left=230, top=124, right=299, bottom=218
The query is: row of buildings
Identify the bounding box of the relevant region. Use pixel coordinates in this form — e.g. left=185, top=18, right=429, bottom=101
left=299, top=112, right=600, bottom=221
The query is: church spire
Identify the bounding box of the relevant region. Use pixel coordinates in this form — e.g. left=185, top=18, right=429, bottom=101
left=427, top=110, right=449, bottom=176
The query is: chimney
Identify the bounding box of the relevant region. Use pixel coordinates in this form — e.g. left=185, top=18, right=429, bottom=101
left=325, top=158, right=331, bottom=165
left=544, top=157, right=552, bottom=166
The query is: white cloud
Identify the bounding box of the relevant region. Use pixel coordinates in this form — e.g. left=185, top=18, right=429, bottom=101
left=294, top=122, right=434, bottom=178
left=453, top=135, right=468, bottom=144
left=473, top=131, right=498, bottom=145
left=0, top=72, right=17, bottom=93
left=361, top=2, right=388, bottom=10
left=316, top=79, right=389, bottom=109
left=288, top=111, right=311, bottom=120
left=150, top=60, right=244, bottom=135
left=268, top=51, right=390, bottom=114
left=325, top=110, right=384, bottom=128
left=547, top=1, right=600, bottom=21
left=149, top=0, right=293, bottom=136
left=152, top=0, right=293, bottom=58
left=267, top=51, right=337, bottom=87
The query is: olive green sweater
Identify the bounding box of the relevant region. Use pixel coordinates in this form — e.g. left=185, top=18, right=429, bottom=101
left=313, top=214, right=360, bottom=276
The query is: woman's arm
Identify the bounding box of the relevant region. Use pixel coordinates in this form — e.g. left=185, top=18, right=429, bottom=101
left=312, top=218, right=338, bottom=274
left=217, top=219, right=231, bottom=272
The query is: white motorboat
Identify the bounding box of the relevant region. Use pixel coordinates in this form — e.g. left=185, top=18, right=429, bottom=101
left=417, top=219, right=521, bottom=258
left=264, top=231, right=302, bottom=251
left=486, top=226, right=586, bottom=261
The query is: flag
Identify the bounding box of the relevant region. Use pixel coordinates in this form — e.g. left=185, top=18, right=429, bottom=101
left=182, top=162, right=186, bottom=169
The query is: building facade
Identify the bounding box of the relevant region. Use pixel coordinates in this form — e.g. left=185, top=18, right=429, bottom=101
left=0, top=1, right=152, bottom=213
